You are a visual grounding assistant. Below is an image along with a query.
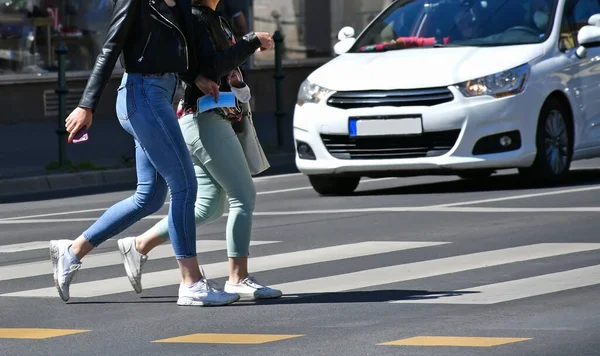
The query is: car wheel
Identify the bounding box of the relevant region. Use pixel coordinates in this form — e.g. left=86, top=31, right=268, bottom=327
left=457, top=169, right=495, bottom=180
left=308, top=175, right=361, bottom=196
left=519, top=99, right=572, bottom=182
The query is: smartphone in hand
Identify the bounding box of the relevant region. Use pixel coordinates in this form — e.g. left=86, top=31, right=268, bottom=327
left=72, top=127, right=89, bottom=144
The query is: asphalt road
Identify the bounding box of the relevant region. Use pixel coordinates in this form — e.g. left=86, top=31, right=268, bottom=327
left=1, top=160, right=600, bottom=356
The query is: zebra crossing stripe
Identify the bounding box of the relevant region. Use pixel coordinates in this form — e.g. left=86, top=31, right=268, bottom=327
left=0, top=240, right=278, bottom=282
left=0, top=241, right=50, bottom=253
left=390, top=264, right=600, bottom=304
left=270, top=243, right=600, bottom=296
left=0, top=241, right=447, bottom=298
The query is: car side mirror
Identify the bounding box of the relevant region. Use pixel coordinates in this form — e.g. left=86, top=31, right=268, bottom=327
left=334, top=38, right=356, bottom=55
left=576, top=25, right=600, bottom=58
left=334, top=26, right=356, bottom=55
left=338, top=26, right=355, bottom=41
left=588, top=13, right=600, bottom=26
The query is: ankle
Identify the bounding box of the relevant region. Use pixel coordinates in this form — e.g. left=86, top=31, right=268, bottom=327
left=67, top=246, right=81, bottom=264
left=182, top=280, right=198, bottom=288
left=134, top=238, right=147, bottom=256
left=229, top=274, right=248, bottom=284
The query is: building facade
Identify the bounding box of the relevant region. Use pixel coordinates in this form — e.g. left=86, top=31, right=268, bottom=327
left=0, top=0, right=391, bottom=124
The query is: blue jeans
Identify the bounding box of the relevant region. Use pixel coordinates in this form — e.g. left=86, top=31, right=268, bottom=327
left=82, top=72, right=198, bottom=259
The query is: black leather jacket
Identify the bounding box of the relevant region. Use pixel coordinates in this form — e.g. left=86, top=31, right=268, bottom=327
left=78, top=0, right=200, bottom=112
left=181, top=5, right=261, bottom=112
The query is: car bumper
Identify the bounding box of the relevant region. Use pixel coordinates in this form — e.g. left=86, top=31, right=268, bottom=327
left=292, top=86, right=538, bottom=176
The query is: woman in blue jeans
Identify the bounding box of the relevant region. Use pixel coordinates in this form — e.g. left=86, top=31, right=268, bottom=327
left=49, top=0, right=240, bottom=306
left=115, top=0, right=282, bottom=301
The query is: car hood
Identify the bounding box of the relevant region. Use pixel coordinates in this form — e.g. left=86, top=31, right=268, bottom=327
left=308, top=44, right=544, bottom=90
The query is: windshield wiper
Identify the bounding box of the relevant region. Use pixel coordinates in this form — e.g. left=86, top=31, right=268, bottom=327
left=432, top=43, right=460, bottom=48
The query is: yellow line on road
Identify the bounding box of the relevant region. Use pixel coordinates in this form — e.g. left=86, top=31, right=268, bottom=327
left=153, top=333, right=304, bottom=344
left=379, top=336, right=532, bottom=347
left=0, top=328, right=90, bottom=339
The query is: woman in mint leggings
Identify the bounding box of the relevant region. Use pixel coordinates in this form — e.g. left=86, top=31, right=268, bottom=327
left=116, top=0, right=282, bottom=301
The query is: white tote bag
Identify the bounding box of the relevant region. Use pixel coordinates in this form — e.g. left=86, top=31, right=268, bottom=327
left=237, top=101, right=270, bottom=176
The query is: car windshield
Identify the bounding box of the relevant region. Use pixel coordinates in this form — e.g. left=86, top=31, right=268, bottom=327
left=350, top=0, right=557, bottom=52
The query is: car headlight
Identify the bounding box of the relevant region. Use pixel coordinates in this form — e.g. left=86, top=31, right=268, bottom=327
left=456, top=63, right=530, bottom=98
left=297, top=79, right=335, bottom=106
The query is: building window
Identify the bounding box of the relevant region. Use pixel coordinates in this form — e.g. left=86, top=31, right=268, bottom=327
left=0, top=0, right=396, bottom=78
left=0, top=0, right=115, bottom=78
left=247, top=0, right=392, bottom=66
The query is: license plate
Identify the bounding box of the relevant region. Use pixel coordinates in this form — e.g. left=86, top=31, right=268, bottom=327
left=349, top=116, right=423, bottom=137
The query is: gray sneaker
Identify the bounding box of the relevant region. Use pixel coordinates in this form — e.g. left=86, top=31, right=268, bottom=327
left=50, top=240, right=81, bottom=302
left=117, top=237, right=147, bottom=294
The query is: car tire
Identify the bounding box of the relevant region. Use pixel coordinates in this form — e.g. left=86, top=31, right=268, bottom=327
left=308, top=175, right=361, bottom=196
left=518, top=98, right=573, bottom=182
left=457, top=170, right=495, bottom=180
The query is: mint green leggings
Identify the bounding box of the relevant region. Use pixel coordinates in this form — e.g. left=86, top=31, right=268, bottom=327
left=153, top=111, right=256, bottom=257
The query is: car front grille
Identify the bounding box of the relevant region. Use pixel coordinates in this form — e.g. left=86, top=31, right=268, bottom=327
left=321, top=130, right=461, bottom=160
left=326, top=87, right=454, bottom=110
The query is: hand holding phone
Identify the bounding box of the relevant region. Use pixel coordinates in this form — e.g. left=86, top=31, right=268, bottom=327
left=72, top=127, right=89, bottom=144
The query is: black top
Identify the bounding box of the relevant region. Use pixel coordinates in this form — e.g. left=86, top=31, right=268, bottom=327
left=170, top=4, right=187, bottom=32
left=77, top=0, right=199, bottom=112
left=180, top=4, right=261, bottom=114
left=216, top=0, right=247, bottom=20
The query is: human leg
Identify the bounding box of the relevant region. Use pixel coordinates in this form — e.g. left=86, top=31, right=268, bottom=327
left=51, top=73, right=213, bottom=303
left=187, top=112, right=280, bottom=300
left=119, top=150, right=227, bottom=293
left=117, top=74, right=237, bottom=305
left=119, top=111, right=278, bottom=301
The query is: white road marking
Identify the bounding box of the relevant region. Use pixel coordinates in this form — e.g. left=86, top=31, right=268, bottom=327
left=257, top=178, right=398, bottom=195
left=0, top=241, right=51, bottom=253
left=428, top=207, right=600, bottom=213
left=0, top=218, right=103, bottom=224
left=0, top=178, right=398, bottom=222
left=0, top=240, right=278, bottom=282
left=253, top=173, right=303, bottom=181
left=1, top=179, right=595, bottom=223
left=0, top=208, right=110, bottom=221
left=390, top=264, right=600, bottom=304
left=1, top=206, right=599, bottom=224
left=257, top=187, right=313, bottom=195
left=0, top=241, right=448, bottom=298
left=270, top=243, right=600, bottom=295
left=433, top=184, right=600, bottom=207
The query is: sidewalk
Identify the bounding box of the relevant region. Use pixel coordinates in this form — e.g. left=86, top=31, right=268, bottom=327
left=0, top=117, right=297, bottom=202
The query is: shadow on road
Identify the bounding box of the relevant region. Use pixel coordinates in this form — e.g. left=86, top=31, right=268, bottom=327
left=353, top=169, right=600, bottom=197
left=246, top=289, right=480, bottom=305
left=66, top=290, right=479, bottom=305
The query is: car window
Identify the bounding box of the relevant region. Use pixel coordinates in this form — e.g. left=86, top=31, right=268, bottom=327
left=350, top=0, right=559, bottom=52
left=559, top=0, right=600, bottom=50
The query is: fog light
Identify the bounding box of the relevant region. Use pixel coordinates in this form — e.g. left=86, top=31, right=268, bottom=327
left=296, top=141, right=316, bottom=160
left=499, top=135, right=512, bottom=147
left=298, top=144, right=310, bottom=155
left=472, top=130, right=521, bottom=155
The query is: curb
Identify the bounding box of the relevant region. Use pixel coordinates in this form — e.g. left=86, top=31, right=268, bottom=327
left=0, top=152, right=297, bottom=201
left=0, top=168, right=137, bottom=199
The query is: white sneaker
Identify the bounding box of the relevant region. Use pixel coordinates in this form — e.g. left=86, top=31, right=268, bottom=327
left=177, top=269, right=240, bottom=307
left=117, top=237, right=147, bottom=294
left=49, top=240, right=81, bottom=302
left=224, top=276, right=283, bottom=301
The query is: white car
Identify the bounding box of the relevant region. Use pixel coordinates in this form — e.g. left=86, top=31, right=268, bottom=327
left=293, top=0, right=600, bottom=195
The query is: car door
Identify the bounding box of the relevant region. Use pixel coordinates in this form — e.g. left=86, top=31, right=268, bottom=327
left=562, top=0, right=600, bottom=149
